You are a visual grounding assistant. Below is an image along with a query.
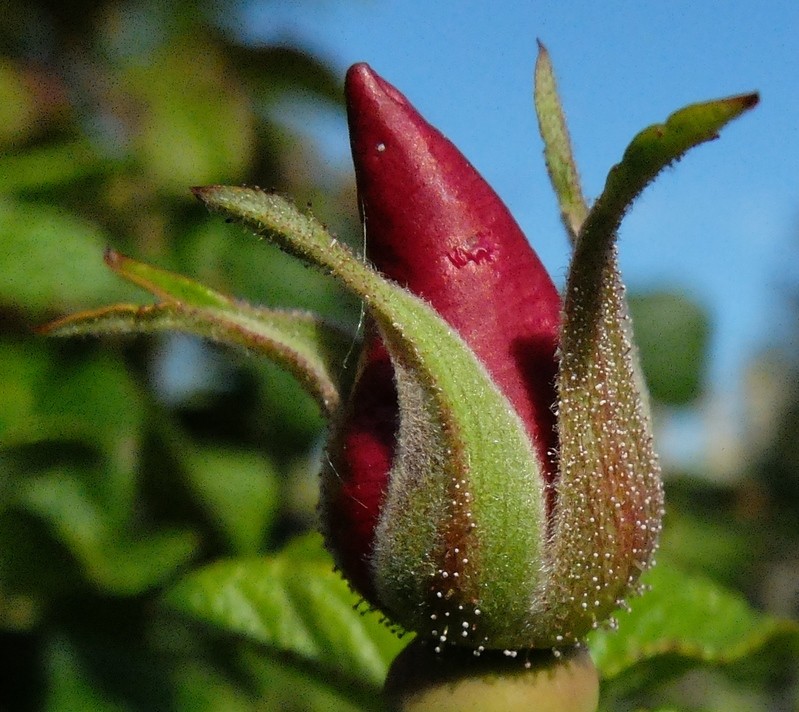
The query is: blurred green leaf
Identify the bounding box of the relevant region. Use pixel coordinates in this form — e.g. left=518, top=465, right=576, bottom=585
left=0, top=141, right=104, bottom=193
left=180, top=219, right=360, bottom=324
left=588, top=561, right=799, bottom=680
left=183, top=446, right=279, bottom=555
left=43, top=636, right=129, bottom=712
left=0, top=57, right=37, bottom=146
left=657, top=507, right=756, bottom=591
left=254, top=359, right=329, bottom=448
left=19, top=469, right=199, bottom=595
left=165, top=533, right=407, bottom=692
left=1, top=349, right=146, bottom=539
left=0, top=341, right=53, bottom=435
left=172, top=661, right=254, bottom=712
left=125, top=37, right=255, bottom=194
left=629, top=291, right=710, bottom=405
left=239, top=649, right=380, bottom=712
left=227, top=44, right=344, bottom=107
left=0, top=543, right=42, bottom=630
left=0, top=509, right=81, bottom=629
left=35, top=350, right=145, bottom=447
left=0, top=200, right=140, bottom=312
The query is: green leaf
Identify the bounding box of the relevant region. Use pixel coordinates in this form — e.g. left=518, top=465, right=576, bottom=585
left=238, top=649, right=381, bottom=712
left=164, top=533, right=407, bottom=693
left=0, top=340, right=53, bottom=437
left=588, top=563, right=799, bottom=679
left=125, top=38, right=255, bottom=194
left=0, top=58, right=37, bottom=146
left=44, top=636, right=130, bottom=712
left=657, top=494, right=758, bottom=591
left=227, top=44, right=344, bottom=107
left=18, top=470, right=199, bottom=595
left=183, top=446, right=279, bottom=555
left=1, top=348, right=144, bottom=526
left=0, top=519, right=43, bottom=630
left=628, top=291, right=710, bottom=405
left=0, top=201, right=140, bottom=312
left=193, top=186, right=548, bottom=648
left=533, top=41, right=588, bottom=242
left=37, top=349, right=145, bottom=447
left=42, top=251, right=354, bottom=416
left=0, top=141, right=103, bottom=192
left=171, top=661, right=258, bottom=712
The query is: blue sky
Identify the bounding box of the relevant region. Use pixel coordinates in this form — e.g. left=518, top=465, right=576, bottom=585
left=233, top=1, right=799, bottom=465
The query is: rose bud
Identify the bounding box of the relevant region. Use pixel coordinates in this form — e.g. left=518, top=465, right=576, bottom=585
left=321, top=60, right=653, bottom=652
left=319, top=61, right=754, bottom=652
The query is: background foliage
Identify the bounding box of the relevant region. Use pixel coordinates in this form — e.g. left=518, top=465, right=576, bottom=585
left=1, top=2, right=796, bottom=710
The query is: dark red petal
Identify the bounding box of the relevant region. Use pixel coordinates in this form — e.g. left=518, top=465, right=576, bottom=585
left=324, top=63, right=562, bottom=602
left=324, top=339, right=395, bottom=600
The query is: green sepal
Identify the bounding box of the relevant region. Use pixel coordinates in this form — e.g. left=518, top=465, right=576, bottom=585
left=533, top=40, right=589, bottom=243
left=41, top=250, right=353, bottom=416
left=539, top=93, right=758, bottom=643
left=582, top=92, right=758, bottom=256
left=193, top=185, right=547, bottom=649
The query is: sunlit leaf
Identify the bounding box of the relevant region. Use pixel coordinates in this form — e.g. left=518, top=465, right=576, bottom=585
left=588, top=562, right=799, bottom=679
left=165, top=533, right=407, bottom=692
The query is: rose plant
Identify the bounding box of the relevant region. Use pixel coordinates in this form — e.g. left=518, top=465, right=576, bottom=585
left=41, top=45, right=788, bottom=711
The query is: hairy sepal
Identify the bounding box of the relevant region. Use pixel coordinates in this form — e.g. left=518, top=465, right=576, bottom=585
left=41, top=250, right=353, bottom=416
left=534, top=93, right=758, bottom=644
left=533, top=41, right=589, bottom=244
left=194, top=185, right=548, bottom=649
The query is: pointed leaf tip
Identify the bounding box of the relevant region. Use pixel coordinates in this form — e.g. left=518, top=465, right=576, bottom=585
left=534, top=42, right=589, bottom=242
left=593, top=90, right=759, bottom=237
